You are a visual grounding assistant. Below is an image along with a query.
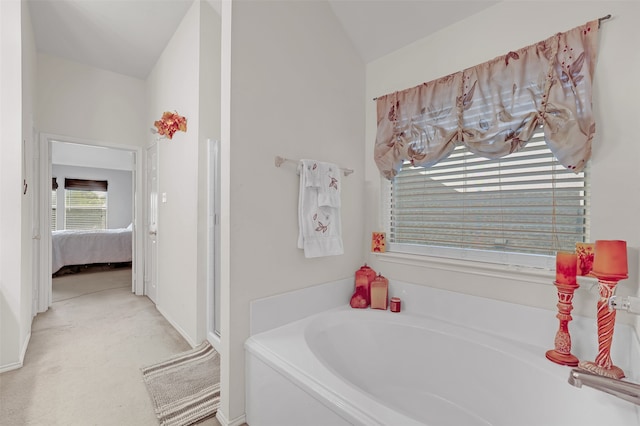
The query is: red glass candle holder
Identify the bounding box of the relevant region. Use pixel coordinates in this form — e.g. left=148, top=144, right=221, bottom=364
left=354, top=264, right=376, bottom=306
left=578, top=240, right=628, bottom=379
left=578, top=274, right=627, bottom=379
left=546, top=280, right=580, bottom=366
left=390, top=297, right=401, bottom=313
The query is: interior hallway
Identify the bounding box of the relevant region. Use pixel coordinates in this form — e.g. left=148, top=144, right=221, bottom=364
left=0, top=266, right=220, bottom=426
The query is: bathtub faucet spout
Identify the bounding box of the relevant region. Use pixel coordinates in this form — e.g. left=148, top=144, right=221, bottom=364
left=568, top=368, right=640, bottom=405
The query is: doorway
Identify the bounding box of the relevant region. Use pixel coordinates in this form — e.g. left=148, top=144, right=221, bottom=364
left=145, top=143, right=158, bottom=304
left=207, top=139, right=221, bottom=342
left=36, top=133, right=144, bottom=314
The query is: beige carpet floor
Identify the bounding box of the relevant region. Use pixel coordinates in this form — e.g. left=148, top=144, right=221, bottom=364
left=0, top=266, right=221, bottom=426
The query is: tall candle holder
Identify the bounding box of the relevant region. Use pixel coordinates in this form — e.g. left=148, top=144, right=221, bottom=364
left=545, top=280, right=580, bottom=366
left=578, top=240, right=627, bottom=379
left=547, top=251, right=579, bottom=366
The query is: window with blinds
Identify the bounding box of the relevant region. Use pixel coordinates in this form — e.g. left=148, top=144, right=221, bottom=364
left=51, top=177, right=58, bottom=231
left=382, top=130, right=589, bottom=265
left=51, top=190, right=58, bottom=231
left=64, top=178, right=108, bottom=230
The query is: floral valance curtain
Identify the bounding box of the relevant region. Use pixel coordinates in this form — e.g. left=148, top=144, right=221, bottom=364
left=374, top=20, right=600, bottom=180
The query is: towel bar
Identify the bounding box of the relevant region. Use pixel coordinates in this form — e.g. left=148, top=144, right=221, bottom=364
left=274, top=156, right=354, bottom=176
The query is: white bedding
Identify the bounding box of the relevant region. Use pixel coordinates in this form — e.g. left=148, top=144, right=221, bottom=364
left=52, top=228, right=132, bottom=274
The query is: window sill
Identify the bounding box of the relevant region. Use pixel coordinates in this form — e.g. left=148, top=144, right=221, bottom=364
left=372, top=251, right=597, bottom=288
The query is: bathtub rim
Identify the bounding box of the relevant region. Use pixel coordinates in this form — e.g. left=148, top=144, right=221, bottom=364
left=245, top=308, right=449, bottom=426
left=245, top=335, right=397, bottom=426
left=245, top=305, right=638, bottom=426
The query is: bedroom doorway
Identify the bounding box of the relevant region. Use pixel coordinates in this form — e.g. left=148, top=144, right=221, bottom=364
left=36, top=133, right=144, bottom=314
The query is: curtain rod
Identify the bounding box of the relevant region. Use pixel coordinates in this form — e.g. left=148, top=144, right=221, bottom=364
left=598, top=14, right=611, bottom=27
left=372, top=14, right=612, bottom=101
left=274, top=156, right=354, bottom=176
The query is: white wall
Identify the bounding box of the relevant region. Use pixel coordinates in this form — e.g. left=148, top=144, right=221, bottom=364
left=52, top=141, right=134, bottom=172
left=220, top=1, right=365, bottom=422
left=146, top=0, right=203, bottom=346
left=52, top=165, right=133, bottom=230
left=196, top=1, right=222, bottom=340
left=0, top=0, right=36, bottom=371
left=21, top=0, right=37, bottom=357
left=37, top=53, right=146, bottom=146
left=365, top=2, right=640, bottom=328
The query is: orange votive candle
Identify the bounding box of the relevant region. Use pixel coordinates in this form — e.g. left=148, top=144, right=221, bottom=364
left=592, top=240, right=628, bottom=277
left=556, top=251, right=577, bottom=284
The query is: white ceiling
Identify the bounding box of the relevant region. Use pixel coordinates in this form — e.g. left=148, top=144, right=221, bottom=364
left=327, top=0, right=498, bottom=64
left=28, top=0, right=196, bottom=79
left=28, top=0, right=499, bottom=80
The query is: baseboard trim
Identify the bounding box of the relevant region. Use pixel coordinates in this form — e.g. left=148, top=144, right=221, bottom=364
left=20, top=331, right=31, bottom=364
left=216, top=409, right=246, bottom=426
left=0, top=360, right=22, bottom=374
left=155, top=305, right=197, bottom=348
left=0, top=331, right=31, bottom=373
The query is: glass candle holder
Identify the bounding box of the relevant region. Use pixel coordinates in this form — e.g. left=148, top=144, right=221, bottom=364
left=578, top=240, right=628, bottom=379
left=546, top=279, right=580, bottom=366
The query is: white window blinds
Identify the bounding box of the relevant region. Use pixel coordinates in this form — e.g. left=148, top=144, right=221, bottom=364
left=64, top=178, right=108, bottom=230
left=51, top=177, right=58, bottom=231
left=384, top=131, right=589, bottom=259
left=51, top=189, right=57, bottom=231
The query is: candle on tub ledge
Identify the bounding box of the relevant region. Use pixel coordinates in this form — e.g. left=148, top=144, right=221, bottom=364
left=350, top=264, right=376, bottom=309
left=591, top=240, right=628, bottom=278
left=555, top=251, right=577, bottom=284
left=390, top=297, right=401, bottom=313
left=370, top=274, right=389, bottom=310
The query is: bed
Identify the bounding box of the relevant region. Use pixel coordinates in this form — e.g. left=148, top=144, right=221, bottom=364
left=51, top=227, right=132, bottom=275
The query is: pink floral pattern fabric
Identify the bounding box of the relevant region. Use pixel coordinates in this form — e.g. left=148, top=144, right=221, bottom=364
left=374, top=20, right=600, bottom=179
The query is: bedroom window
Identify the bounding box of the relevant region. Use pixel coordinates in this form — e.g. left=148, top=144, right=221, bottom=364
left=64, top=178, right=108, bottom=230
left=51, top=177, right=58, bottom=231
left=382, top=130, right=589, bottom=267
left=51, top=190, right=58, bottom=231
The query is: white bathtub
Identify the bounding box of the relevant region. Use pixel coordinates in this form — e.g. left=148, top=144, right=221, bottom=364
left=245, top=306, right=639, bottom=426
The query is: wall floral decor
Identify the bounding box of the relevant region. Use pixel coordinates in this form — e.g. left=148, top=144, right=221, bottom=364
left=154, top=111, right=187, bottom=139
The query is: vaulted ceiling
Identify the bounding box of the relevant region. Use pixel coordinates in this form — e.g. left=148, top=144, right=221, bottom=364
left=27, top=0, right=498, bottom=79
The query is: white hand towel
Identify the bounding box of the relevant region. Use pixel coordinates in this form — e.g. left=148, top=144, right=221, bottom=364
left=317, top=162, right=341, bottom=208
left=298, top=159, right=343, bottom=258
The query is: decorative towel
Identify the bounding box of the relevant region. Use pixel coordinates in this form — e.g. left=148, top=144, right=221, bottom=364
left=298, top=159, right=343, bottom=258
left=317, top=162, right=341, bottom=208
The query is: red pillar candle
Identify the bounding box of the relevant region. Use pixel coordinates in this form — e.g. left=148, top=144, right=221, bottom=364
left=370, top=274, right=389, bottom=310
left=556, top=252, right=577, bottom=284
left=390, top=297, right=401, bottom=313
left=592, top=240, right=628, bottom=278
